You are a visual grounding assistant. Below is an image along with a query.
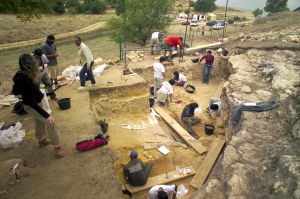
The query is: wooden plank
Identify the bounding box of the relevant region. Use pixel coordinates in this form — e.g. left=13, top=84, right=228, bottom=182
left=190, top=136, right=225, bottom=189
left=213, top=80, right=225, bottom=98
left=185, top=42, right=222, bottom=52
left=153, top=106, right=207, bottom=155
left=125, top=166, right=196, bottom=194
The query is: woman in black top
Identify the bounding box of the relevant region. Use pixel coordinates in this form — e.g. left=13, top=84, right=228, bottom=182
left=12, top=54, right=65, bottom=158
left=181, top=103, right=201, bottom=135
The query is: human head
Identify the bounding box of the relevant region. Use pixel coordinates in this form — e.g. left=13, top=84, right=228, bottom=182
left=19, top=54, right=40, bottom=83
left=159, top=56, right=167, bottom=63
left=169, top=79, right=175, bottom=85
left=210, top=104, right=219, bottom=110
left=130, top=151, right=138, bottom=159
left=33, top=48, right=43, bottom=59
left=47, top=35, right=55, bottom=43
left=173, top=71, right=179, bottom=80
left=74, top=37, right=82, bottom=46
left=157, top=189, right=168, bottom=199
left=207, top=50, right=211, bottom=56
left=190, top=103, right=199, bottom=110
left=179, top=37, right=183, bottom=42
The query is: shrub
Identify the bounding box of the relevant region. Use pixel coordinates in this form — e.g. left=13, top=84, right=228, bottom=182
left=228, top=19, right=234, bottom=24
left=85, top=10, right=93, bottom=14
left=243, top=17, right=247, bottom=21
left=233, top=16, right=240, bottom=21
left=52, top=0, right=66, bottom=14
left=178, top=4, right=183, bottom=7
left=66, top=0, right=80, bottom=8
left=90, top=0, right=107, bottom=14
left=190, top=2, right=195, bottom=7
left=184, top=9, right=190, bottom=14
left=68, top=7, right=78, bottom=14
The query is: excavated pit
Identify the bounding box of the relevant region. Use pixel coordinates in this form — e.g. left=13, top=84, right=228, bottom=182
left=88, top=49, right=231, bottom=198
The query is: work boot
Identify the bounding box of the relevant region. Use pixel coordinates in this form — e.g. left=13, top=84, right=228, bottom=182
left=39, top=138, right=50, bottom=147
left=54, top=146, right=65, bottom=158
left=99, top=119, right=108, bottom=134
left=167, top=58, right=173, bottom=62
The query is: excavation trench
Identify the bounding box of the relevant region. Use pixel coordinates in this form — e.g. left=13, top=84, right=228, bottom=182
left=89, top=50, right=230, bottom=198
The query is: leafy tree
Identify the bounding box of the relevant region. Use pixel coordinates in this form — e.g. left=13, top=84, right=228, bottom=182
left=109, top=0, right=174, bottom=45
left=91, top=0, right=107, bottom=14
left=0, top=0, right=54, bottom=22
left=65, top=0, right=80, bottom=8
left=105, top=0, right=117, bottom=8
left=264, top=0, right=289, bottom=13
left=115, top=0, right=124, bottom=16
left=190, top=2, right=195, bottom=7
left=52, top=0, right=66, bottom=14
left=228, top=19, right=234, bottom=24
left=253, top=7, right=263, bottom=18
left=194, top=0, right=217, bottom=14
left=233, top=16, right=240, bottom=21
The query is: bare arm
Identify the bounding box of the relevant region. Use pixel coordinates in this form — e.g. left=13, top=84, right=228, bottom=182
left=162, top=72, right=165, bottom=78
left=169, top=94, right=172, bottom=102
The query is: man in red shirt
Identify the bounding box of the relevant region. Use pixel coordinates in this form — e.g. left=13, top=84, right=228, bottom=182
left=163, top=37, right=183, bottom=62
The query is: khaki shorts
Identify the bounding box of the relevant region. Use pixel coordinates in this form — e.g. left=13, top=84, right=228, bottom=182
left=163, top=41, right=172, bottom=50
left=157, top=90, right=168, bottom=103
left=47, top=65, right=59, bottom=79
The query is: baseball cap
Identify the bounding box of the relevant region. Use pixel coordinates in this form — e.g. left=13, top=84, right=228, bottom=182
left=130, top=151, right=138, bottom=158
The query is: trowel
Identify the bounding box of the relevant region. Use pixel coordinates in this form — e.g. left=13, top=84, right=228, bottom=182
left=143, top=151, right=152, bottom=160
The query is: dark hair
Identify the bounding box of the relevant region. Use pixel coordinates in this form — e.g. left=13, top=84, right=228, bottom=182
left=75, top=37, right=82, bottom=41
left=173, top=71, right=179, bottom=81
left=169, top=79, right=175, bottom=85
left=34, top=48, right=43, bottom=56
left=179, top=37, right=183, bottom=42
left=188, top=103, right=199, bottom=116
left=207, top=50, right=211, bottom=54
left=158, top=191, right=168, bottom=199
left=130, top=154, right=137, bottom=159
left=210, top=104, right=219, bottom=110
left=47, top=35, right=55, bottom=40
left=159, top=56, right=167, bottom=62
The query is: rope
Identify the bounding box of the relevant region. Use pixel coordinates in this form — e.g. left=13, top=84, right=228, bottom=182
left=6, top=136, right=14, bottom=150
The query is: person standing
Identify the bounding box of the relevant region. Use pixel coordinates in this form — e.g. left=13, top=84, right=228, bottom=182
left=124, top=151, right=153, bottom=186
left=153, top=57, right=166, bottom=98
left=74, top=37, right=97, bottom=90
left=147, top=185, right=177, bottom=199
left=12, top=54, right=65, bottom=158
left=41, top=35, right=60, bottom=87
left=173, top=71, right=187, bottom=86
left=181, top=103, right=201, bottom=135
left=32, top=48, right=57, bottom=100
left=163, top=36, right=183, bottom=62
left=198, top=50, right=214, bottom=84
left=151, top=32, right=163, bottom=55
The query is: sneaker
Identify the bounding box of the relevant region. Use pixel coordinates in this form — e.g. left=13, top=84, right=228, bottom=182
left=206, top=82, right=209, bottom=84
left=88, top=83, right=97, bottom=87
left=167, top=59, right=173, bottom=62
left=54, top=146, right=65, bottom=158
left=39, top=138, right=50, bottom=147
left=78, top=86, right=85, bottom=90
left=51, top=96, right=58, bottom=100
left=202, top=81, right=205, bottom=84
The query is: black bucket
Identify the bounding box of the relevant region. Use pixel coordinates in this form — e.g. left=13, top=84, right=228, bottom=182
left=185, top=85, right=196, bottom=93
left=57, top=98, right=71, bottom=110
left=205, top=124, right=215, bottom=135
left=11, top=101, right=27, bottom=115
left=149, top=98, right=154, bottom=107
left=191, top=58, right=199, bottom=63
left=150, top=86, right=159, bottom=95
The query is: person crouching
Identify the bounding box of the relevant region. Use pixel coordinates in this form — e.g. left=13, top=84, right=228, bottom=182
left=156, top=79, right=175, bottom=106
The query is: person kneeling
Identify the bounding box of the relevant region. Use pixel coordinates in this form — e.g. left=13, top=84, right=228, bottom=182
left=156, top=79, right=175, bottom=106
left=147, top=185, right=177, bottom=199
left=207, top=97, right=221, bottom=117
left=181, top=103, right=201, bottom=135
left=124, top=151, right=153, bottom=186
left=173, top=71, right=187, bottom=86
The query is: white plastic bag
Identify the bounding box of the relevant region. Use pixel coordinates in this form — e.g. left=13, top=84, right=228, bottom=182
left=176, top=184, right=189, bottom=198
left=0, top=122, right=25, bottom=149
left=40, top=89, right=52, bottom=115
left=93, top=64, right=107, bottom=77
left=195, top=107, right=202, bottom=115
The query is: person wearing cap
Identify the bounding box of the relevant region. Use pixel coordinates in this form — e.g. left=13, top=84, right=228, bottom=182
left=151, top=32, right=163, bottom=55
left=163, top=36, right=183, bottom=62
left=198, top=50, right=214, bottom=84
left=147, top=185, right=177, bottom=199
left=181, top=103, right=201, bottom=135
left=156, top=79, right=175, bottom=106
left=173, top=71, right=187, bottom=86
left=153, top=57, right=166, bottom=98
left=41, top=35, right=60, bottom=87
left=123, top=151, right=153, bottom=186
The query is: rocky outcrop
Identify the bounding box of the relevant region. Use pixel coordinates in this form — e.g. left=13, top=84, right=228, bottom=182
left=190, top=49, right=300, bottom=199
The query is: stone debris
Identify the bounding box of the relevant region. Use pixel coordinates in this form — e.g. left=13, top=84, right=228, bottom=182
left=127, top=51, right=146, bottom=62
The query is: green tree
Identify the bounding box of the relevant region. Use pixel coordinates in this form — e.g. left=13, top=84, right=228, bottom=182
left=109, top=0, right=174, bottom=45
left=52, top=0, right=66, bottom=14
left=253, top=7, right=263, bottom=18
left=105, top=0, right=117, bottom=8
left=0, top=0, right=54, bottom=22
left=228, top=19, right=234, bottom=24
left=264, top=0, right=289, bottom=13
left=91, top=0, right=107, bottom=14
left=65, top=0, right=80, bottom=8
left=190, top=2, right=195, bottom=7
left=233, top=16, right=240, bottom=21
left=194, top=0, right=217, bottom=14
left=115, top=0, right=124, bottom=16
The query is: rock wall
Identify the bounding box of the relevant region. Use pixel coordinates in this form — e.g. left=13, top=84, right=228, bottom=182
left=190, top=49, right=300, bottom=199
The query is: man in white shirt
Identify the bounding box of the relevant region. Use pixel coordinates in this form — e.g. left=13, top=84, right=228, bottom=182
left=147, top=184, right=177, bottom=199
left=74, top=37, right=97, bottom=90
left=151, top=32, right=163, bottom=55
left=153, top=57, right=167, bottom=98
left=208, top=97, right=222, bottom=117
left=156, top=79, right=175, bottom=105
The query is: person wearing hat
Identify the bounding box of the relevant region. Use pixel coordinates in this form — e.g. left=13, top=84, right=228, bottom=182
left=123, top=151, right=153, bottom=186
left=153, top=56, right=167, bottom=98
left=156, top=79, right=175, bottom=106
left=181, top=103, right=201, bottom=135
left=198, top=50, right=214, bottom=84
left=147, top=185, right=177, bottom=199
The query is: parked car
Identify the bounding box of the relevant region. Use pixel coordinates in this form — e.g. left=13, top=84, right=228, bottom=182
left=213, top=23, right=224, bottom=30
left=206, top=20, right=218, bottom=26
left=182, top=21, right=190, bottom=25
left=191, top=20, right=198, bottom=26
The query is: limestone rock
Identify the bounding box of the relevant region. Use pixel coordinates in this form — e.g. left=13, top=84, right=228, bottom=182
left=195, top=52, right=200, bottom=56
left=241, top=85, right=251, bottom=93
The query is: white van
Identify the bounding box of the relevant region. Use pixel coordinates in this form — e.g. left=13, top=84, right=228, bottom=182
left=191, top=20, right=198, bottom=26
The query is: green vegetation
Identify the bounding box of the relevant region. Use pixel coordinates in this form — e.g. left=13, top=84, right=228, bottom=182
left=253, top=7, right=263, bottom=18
left=233, top=16, right=240, bottom=21
left=65, top=0, right=106, bottom=14
left=53, top=0, right=66, bottom=14
left=109, top=0, right=173, bottom=45
left=228, top=19, right=234, bottom=24
left=194, top=0, right=217, bottom=14
left=105, top=0, right=117, bottom=8
left=264, top=0, right=289, bottom=13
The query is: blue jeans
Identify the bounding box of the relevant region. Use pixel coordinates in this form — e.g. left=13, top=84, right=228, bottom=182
left=80, top=61, right=96, bottom=87
left=202, top=64, right=213, bottom=83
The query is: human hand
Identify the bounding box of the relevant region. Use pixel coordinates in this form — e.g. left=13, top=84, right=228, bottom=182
left=47, top=116, right=55, bottom=124
left=87, top=67, right=90, bottom=71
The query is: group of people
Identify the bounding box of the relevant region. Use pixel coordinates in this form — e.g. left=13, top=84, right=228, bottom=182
left=11, top=35, right=98, bottom=158
left=124, top=151, right=178, bottom=199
